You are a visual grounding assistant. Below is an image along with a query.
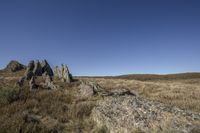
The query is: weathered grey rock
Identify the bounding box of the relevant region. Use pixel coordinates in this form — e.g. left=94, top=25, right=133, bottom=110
left=62, top=64, right=71, bottom=83
left=54, top=64, right=72, bottom=83
left=33, top=60, right=43, bottom=76
left=41, top=60, right=53, bottom=77
left=29, top=76, right=37, bottom=90
left=20, top=59, right=54, bottom=82
left=91, top=94, right=200, bottom=133
left=79, top=81, right=134, bottom=98
left=16, top=59, right=57, bottom=90
left=42, top=75, right=57, bottom=90
left=25, top=71, right=34, bottom=80
left=79, top=82, right=96, bottom=97
left=5, top=60, right=25, bottom=72
left=53, top=66, right=62, bottom=78
left=24, top=60, right=35, bottom=80
left=79, top=81, right=107, bottom=98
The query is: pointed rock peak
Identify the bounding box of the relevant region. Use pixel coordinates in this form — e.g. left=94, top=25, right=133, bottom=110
left=5, top=60, right=26, bottom=72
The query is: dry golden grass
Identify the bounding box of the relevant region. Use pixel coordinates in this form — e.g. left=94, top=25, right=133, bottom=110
left=0, top=71, right=100, bottom=133
left=1, top=70, right=200, bottom=133
left=82, top=77, right=200, bottom=113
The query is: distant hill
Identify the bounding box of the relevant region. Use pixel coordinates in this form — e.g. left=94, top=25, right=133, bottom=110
left=3, top=60, right=26, bottom=72
left=78, top=72, right=200, bottom=81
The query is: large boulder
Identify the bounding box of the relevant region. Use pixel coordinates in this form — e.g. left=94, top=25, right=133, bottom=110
left=53, top=66, right=62, bottom=78
left=79, top=81, right=105, bottom=98
left=79, top=82, right=97, bottom=98
left=62, top=64, right=71, bottom=83
left=24, top=60, right=35, bottom=80
left=5, top=60, right=25, bottom=72
left=54, top=64, right=73, bottom=83
left=29, top=76, right=37, bottom=90
left=79, top=81, right=132, bottom=98
left=41, top=60, right=54, bottom=77
left=33, top=60, right=43, bottom=76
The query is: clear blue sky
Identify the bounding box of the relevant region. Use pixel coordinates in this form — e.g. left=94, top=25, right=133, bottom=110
left=0, top=0, right=200, bottom=76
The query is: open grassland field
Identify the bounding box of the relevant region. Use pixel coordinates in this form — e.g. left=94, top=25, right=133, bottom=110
left=79, top=73, right=200, bottom=113
left=1, top=70, right=200, bottom=133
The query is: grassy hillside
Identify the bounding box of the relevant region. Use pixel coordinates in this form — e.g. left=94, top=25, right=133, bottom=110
left=79, top=72, right=200, bottom=81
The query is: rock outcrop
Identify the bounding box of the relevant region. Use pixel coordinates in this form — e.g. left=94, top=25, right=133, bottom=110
left=5, top=60, right=25, bottom=72
left=25, top=61, right=34, bottom=80
left=29, top=76, right=37, bottom=90
left=79, top=81, right=134, bottom=98
left=79, top=81, right=106, bottom=98
left=91, top=92, right=200, bottom=133
left=79, top=81, right=97, bottom=97
left=54, top=64, right=72, bottom=83
left=40, top=60, right=54, bottom=77
left=33, top=60, right=43, bottom=76
left=17, top=60, right=55, bottom=90
left=41, top=74, right=57, bottom=90
left=54, top=66, right=62, bottom=78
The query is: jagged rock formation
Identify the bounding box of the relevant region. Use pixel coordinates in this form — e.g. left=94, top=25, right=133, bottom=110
left=54, top=64, right=72, bottom=83
left=91, top=91, right=200, bottom=133
left=54, top=66, right=62, bottom=78
left=62, top=64, right=71, bottom=83
left=25, top=60, right=35, bottom=80
left=40, top=60, right=54, bottom=77
left=29, top=76, right=37, bottom=90
left=41, top=74, right=57, bottom=90
left=17, top=60, right=56, bottom=90
left=33, top=60, right=43, bottom=76
left=4, top=60, right=25, bottom=72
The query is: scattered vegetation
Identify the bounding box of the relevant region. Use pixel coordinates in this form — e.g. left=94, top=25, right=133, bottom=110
left=84, top=77, right=200, bottom=113
left=1, top=70, right=200, bottom=132
left=0, top=72, right=98, bottom=133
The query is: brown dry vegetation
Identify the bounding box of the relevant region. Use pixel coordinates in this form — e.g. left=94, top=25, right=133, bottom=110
left=82, top=77, right=200, bottom=113
left=0, top=70, right=105, bottom=133
left=1, top=70, right=200, bottom=133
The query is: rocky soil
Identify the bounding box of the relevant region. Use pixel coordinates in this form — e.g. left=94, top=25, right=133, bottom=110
left=77, top=80, right=200, bottom=133
left=91, top=91, right=200, bottom=133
